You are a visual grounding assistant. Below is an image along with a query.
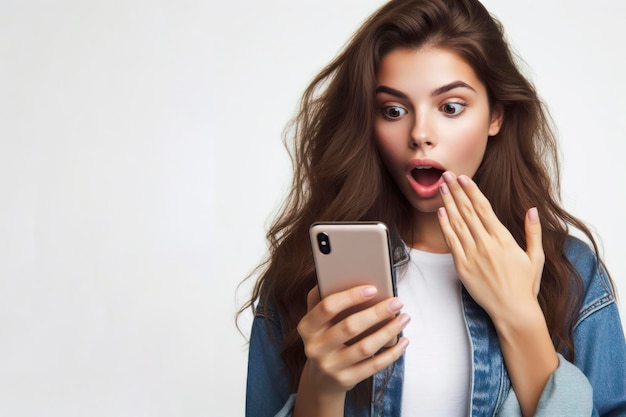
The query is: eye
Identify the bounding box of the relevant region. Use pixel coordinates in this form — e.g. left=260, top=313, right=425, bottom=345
left=382, top=105, right=408, bottom=120
left=440, top=102, right=465, bottom=116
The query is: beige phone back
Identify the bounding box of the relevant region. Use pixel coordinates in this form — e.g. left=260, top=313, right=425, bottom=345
left=309, top=222, right=396, bottom=344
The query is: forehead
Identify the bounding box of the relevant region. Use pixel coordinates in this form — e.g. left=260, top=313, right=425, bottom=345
left=376, top=47, right=485, bottom=94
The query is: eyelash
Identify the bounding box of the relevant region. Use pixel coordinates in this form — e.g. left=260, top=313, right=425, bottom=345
left=381, top=106, right=407, bottom=120
left=440, top=102, right=466, bottom=116
left=380, top=102, right=467, bottom=120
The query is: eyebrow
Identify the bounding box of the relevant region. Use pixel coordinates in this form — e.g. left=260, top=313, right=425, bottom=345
left=375, top=86, right=408, bottom=99
left=375, top=81, right=476, bottom=99
left=432, top=81, right=476, bottom=96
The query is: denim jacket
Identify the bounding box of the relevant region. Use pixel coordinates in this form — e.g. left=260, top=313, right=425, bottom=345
left=246, top=238, right=626, bottom=416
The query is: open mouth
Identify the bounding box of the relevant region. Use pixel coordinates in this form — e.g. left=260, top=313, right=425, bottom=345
left=411, top=166, right=444, bottom=186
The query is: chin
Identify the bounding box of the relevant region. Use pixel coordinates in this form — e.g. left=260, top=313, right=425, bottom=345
left=409, top=197, right=442, bottom=214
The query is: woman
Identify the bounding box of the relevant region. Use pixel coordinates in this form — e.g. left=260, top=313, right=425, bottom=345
left=242, top=0, right=626, bottom=415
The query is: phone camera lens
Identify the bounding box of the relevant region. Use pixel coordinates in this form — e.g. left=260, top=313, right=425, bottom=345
left=316, top=232, right=331, bottom=254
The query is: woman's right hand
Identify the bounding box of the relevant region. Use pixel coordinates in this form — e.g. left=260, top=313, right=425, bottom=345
left=293, top=285, right=410, bottom=417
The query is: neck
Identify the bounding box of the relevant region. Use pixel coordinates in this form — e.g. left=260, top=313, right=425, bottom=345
left=403, top=211, right=450, bottom=254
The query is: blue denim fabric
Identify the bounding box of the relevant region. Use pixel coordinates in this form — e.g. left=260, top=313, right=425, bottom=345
left=246, top=237, right=626, bottom=417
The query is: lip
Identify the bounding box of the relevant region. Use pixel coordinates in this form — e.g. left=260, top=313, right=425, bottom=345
left=405, top=158, right=446, bottom=198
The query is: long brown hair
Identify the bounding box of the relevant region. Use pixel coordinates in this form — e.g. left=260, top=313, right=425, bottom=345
left=240, top=0, right=610, bottom=403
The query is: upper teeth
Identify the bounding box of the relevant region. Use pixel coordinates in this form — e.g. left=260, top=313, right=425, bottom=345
left=416, top=166, right=432, bottom=169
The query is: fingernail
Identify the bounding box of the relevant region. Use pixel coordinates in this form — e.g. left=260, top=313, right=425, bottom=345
left=528, top=207, right=539, bottom=223
left=438, top=207, right=447, bottom=217
left=439, top=182, right=450, bottom=195
left=397, top=313, right=411, bottom=326
left=362, top=286, right=377, bottom=297
left=442, top=171, right=454, bottom=183
left=397, top=337, right=410, bottom=349
left=457, top=175, right=470, bottom=186
left=388, top=298, right=404, bottom=312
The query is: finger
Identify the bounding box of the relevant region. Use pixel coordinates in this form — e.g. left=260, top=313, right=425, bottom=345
left=305, top=285, right=379, bottom=330
left=324, top=297, right=405, bottom=350
left=525, top=207, right=545, bottom=283
left=439, top=175, right=476, bottom=251
left=524, top=207, right=544, bottom=262
left=341, top=336, right=410, bottom=385
left=437, top=206, right=467, bottom=262
left=341, top=312, right=411, bottom=360
left=319, top=312, right=410, bottom=374
left=456, top=174, right=508, bottom=237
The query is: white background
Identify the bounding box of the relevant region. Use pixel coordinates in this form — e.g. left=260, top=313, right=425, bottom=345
left=1, top=1, right=624, bottom=416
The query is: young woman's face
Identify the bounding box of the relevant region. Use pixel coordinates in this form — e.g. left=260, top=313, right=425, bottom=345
left=374, top=47, right=502, bottom=214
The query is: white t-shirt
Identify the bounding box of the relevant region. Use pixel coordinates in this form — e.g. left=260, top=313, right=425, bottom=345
left=396, top=248, right=471, bottom=416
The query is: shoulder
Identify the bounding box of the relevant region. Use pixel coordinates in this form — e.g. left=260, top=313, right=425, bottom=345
left=563, top=237, right=615, bottom=326
left=248, top=296, right=288, bottom=366
left=255, top=298, right=282, bottom=323
left=253, top=295, right=287, bottom=338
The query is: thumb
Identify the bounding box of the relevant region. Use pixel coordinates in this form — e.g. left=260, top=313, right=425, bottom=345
left=525, top=207, right=545, bottom=293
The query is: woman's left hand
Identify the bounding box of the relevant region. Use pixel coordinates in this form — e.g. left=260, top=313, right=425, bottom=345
left=437, top=171, right=545, bottom=322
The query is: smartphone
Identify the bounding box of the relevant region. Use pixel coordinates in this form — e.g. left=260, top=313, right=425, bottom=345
left=309, top=221, right=397, bottom=345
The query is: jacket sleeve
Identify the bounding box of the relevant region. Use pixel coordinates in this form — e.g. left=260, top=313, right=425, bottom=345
left=246, top=306, right=295, bottom=417
left=516, top=296, right=626, bottom=417
left=573, top=299, right=626, bottom=416
left=499, top=240, right=626, bottom=417
left=570, top=241, right=626, bottom=417
left=497, top=353, right=593, bottom=417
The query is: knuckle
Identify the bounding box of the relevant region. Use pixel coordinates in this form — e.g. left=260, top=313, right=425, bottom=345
left=296, top=321, right=305, bottom=337
left=339, top=317, right=361, bottom=338
left=474, top=199, right=492, bottom=217
left=303, top=340, right=325, bottom=361
left=350, top=287, right=364, bottom=304
left=375, top=302, right=392, bottom=319
left=333, top=372, right=354, bottom=390
left=317, top=357, right=333, bottom=374
left=356, top=339, right=377, bottom=358
left=296, top=323, right=313, bottom=344
left=303, top=346, right=313, bottom=359
left=317, top=299, right=336, bottom=318
left=297, top=317, right=313, bottom=340
left=451, top=218, right=467, bottom=233
left=367, top=353, right=390, bottom=374
left=297, top=314, right=315, bottom=338
left=457, top=200, right=474, bottom=216
left=303, top=344, right=317, bottom=360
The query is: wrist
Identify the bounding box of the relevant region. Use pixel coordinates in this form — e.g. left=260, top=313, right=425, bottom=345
left=293, top=361, right=347, bottom=417
left=491, top=300, right=558, bottom=366
left=489, top=297, right=545, bottom=335
left=491, top=299, right=559, bottom=417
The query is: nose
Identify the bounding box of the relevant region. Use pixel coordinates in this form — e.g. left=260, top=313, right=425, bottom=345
left=409, top=111, right=436, bottom=150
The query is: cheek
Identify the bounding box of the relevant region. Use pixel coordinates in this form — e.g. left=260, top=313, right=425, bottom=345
left=375, top=137, right=402, bottom=176
left=374, top=141, right=396, bottom=175
left=374, top=122, right=407, bottom=157
left=374, top=125, right=392, bottom=158
left=450, top=128, right=489, bottom=171
left=375, top=135, right=393, bottom=158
